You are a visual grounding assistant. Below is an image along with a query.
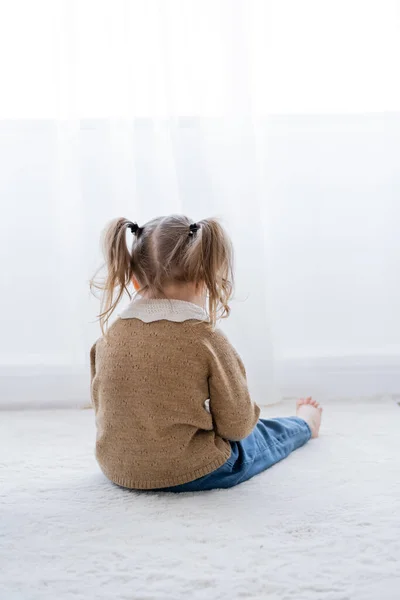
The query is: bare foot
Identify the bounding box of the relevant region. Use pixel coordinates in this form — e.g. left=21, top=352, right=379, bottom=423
left=296, top=397, right=322, bottom=438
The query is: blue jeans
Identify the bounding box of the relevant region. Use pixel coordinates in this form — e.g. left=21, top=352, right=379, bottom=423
left=161, top=417, right=311, bottom=492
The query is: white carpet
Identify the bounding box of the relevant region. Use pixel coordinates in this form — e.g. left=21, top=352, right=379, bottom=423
left=1, top=399, right=400, bottom=600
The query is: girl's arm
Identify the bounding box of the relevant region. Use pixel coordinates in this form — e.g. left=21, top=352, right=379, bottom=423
left=206, top=330, right=260, bottom=441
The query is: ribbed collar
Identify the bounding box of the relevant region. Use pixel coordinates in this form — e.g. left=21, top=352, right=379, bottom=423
left=119, top=298, right=208, bottom=323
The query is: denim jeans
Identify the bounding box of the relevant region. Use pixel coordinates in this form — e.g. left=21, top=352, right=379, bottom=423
left=161, top=417, right=311, bottom=492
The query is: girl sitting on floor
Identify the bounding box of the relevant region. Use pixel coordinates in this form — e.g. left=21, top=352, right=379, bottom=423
left=90, top=215, right=322, bottom=491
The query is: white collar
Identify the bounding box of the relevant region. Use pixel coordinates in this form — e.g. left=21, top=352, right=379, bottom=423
left=119, top=298, right=208, bottom=323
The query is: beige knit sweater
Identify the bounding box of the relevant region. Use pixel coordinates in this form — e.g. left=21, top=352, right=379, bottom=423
left=90, top=299, right=260, bottom=489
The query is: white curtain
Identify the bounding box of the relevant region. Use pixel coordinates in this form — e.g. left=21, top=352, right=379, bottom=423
left=1, top=0, right=400, bottom=407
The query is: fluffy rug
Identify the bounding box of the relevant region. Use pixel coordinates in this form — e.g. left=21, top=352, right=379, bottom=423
left=1, top=399, right=399, bottom=600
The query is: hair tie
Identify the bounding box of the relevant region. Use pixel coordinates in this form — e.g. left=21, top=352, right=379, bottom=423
left=189, top=223, right=199, bottom=236
left=127, top=222, right=140, bottom=235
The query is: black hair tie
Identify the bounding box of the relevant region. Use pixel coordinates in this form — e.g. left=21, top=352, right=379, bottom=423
left=189, top=223, right=200, bottom=236
left=127, top=222, right=140, bottom=235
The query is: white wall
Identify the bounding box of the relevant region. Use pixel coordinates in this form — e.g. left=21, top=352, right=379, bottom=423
left=263, top=113, right=400, bottom=397
left=264, top=113, right=400, bottom=360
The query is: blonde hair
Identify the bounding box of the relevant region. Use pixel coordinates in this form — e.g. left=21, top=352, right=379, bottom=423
left=91, top=215, right=234, bottom=333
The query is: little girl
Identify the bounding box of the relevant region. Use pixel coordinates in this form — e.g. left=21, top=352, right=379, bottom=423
left=90, top=215, right=322, bottom=492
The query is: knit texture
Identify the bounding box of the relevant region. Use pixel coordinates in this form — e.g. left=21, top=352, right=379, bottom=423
left=90, top=314, right=260, bottom=490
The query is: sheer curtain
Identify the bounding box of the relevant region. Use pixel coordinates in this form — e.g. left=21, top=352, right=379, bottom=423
left=1, top=0, right=399, bottom=407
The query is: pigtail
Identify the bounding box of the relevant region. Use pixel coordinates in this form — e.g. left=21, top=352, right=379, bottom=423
left=90, top=217, right=136, bottom=334
left=184, top=218, right=234, bottom=326
left=91, top=214, right=234, bottom=332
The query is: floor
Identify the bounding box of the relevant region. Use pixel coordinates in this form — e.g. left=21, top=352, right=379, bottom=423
left=1, top=399, right=400, bottom=600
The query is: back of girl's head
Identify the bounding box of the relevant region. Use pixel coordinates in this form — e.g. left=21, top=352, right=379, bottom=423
left=91, top=215, right=234, bottom=333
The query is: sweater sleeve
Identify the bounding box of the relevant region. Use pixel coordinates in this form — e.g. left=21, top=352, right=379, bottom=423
left=206, top=329, right=260, bottom=442
left=90, top=342, right=97, bottom=381
left=90, top=342, right=97, bottom=407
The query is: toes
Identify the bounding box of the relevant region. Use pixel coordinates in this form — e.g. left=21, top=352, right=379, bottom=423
left=307, top=397, right=320, bottom=407
left=297, top=397, right=322, bottom=410
left=297, top=397, right=316, bottom=406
